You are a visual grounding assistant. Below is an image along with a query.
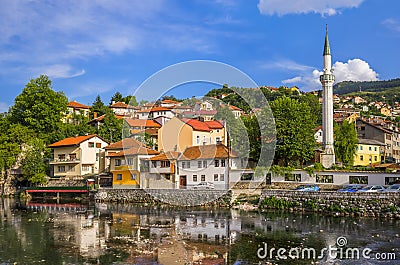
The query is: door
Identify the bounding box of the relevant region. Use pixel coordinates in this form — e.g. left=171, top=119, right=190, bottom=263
left=180, top=175, right=187, bottom=188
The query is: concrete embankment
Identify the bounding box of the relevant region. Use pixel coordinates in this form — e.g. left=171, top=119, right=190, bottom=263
left=260, top=190, right=400, bottom=218
left=94, top=188, right=232, bottom=207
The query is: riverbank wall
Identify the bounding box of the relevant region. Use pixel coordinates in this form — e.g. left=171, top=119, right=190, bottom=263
left=94, top=188, right=232, bottom=207
left=260, top=190, right=400, bottom=219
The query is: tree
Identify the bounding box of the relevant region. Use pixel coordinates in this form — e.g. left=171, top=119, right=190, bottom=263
left=334, top=120, right=358, bottom=166
left=270, top=96, right=317, bottom=166
left=96, top=109, right=123, bottom=143
left=123, top=95, right=138, bottom=106
left=91, top=95, right=108, bottom=118
left=241, top=115, right=261, bottom=162
left=21, top=138, right=49, bottom=185
left=110, top=92, right=123, bottom=105
left=9, top=75, right=68, bottom=138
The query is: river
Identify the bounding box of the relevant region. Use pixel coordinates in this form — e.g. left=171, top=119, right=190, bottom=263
left=0, top=198, right=399, bottom=265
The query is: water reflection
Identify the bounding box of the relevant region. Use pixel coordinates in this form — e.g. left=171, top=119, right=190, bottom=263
left=0, top=198, right=399, bottom=265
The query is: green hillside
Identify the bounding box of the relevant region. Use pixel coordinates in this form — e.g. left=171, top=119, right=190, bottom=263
left=333, top=78, right=400, bottom=95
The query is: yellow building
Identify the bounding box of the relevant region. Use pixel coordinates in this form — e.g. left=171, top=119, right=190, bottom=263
left=380, top=107, right=391, bottom=117
left=108, top=146, right=159, bottom=188
left=353, top=139, right=385, bottom=166
left=158, top=117, right=226, bottom=152
left=63, top=101, right=90, bottom=124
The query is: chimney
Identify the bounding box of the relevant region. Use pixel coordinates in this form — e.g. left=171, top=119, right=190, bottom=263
left=94, top=112, right=98, bottom=119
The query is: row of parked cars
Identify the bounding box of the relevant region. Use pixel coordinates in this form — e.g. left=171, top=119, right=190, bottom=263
left=294, top=184, right=400, bottom=192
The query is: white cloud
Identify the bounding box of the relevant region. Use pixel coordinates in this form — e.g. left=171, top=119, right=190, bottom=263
left=280, top=58, right=378, bottom=90
left=258, top=0, right=364, bottom=16
left=261, top=59, right=313, bottom=72
left=30, top=64, right=85, bottom=79
left=382, top=18, right=400, bottom=32
left=333, top=59, right=378, bottom=82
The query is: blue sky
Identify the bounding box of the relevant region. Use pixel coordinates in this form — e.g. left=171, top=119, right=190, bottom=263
left=0, top=0, right=399, bottom=112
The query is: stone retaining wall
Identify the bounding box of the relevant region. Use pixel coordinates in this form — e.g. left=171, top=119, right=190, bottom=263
left=95, top=188, right=232, bottom=207
left=260, top=189, right=400, bottom=218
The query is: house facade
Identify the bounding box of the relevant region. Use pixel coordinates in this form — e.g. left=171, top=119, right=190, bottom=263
left=48, top=134, right=109, bottom=179
left=353, top=139, right=385, bottom=166
left=158, top=117, right=226, bottom=153
left=63, top=101, right=90, bottom=124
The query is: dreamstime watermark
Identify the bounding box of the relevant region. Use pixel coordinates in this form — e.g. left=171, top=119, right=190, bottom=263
left=257, top=236, right=398, bottom=261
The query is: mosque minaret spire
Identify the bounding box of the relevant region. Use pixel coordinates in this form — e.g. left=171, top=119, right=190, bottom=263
left=320, top=25, right=335, bottom=168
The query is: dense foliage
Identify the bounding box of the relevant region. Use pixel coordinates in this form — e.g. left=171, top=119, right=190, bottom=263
left=334, top=120, right=358, bottom=166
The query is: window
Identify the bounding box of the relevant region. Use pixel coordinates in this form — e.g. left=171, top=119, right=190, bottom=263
left=369, top=146, right=372, bottom=151
left=58, top=166, right=65, bottom=172
left=316, top=174, right=333, bottom=183
left=193, top=175, right=198, bottom=182
left=203, top=160, right=207, bottom=168
left=360, top=155, right=364, bottom=161
left=161, top=161, right=170, bottom=168
left=201, top=175, right=205, bottom=181
left=349, top=176, right=368, bottom=184
left=127, top=158, right=133, bottom=165
left=96, top=153, right=99, bottom=161
left=115, top=159, right=121, bottom=166
left=374, top=147, right=377, bottom=151
left=131, top=174, right=136, bottom=180
left=182, top=161, right=186, bottom=168
left=88, top=142, right=94, bottom=148
left=216, top=137, right=221, bottom=143
left=221, top=159, right=226, bottom=167
left=214, top=160, right=219, bottom=167
left=284, top=173, right=301, bottom=182
left=187, top=161, right=191, bottom=168
left=359, top=145, right=363, bottom=150
left=374, top=156, right=377, bottom=161
left=69, top=153, right=76, bottom=160
left=203, top=135, right=206, bottom=143
left=214, top=174, right=219, bottom=181
left=58, top=154, right=65, bottom=160
left=96, top=143, right=101, bottom=148
left=220, top=174, right=224, bottom=181
left=216, top=129, right=220, bottom=133
left=116, top=174, right=122, bottom=180
left=82, top=165, right=90, bottom=171
left=152, top=161, right=157, bottom=168
left=196, top=135, right=200, bottom=144
left=198, top=161, right=202, bottom=168
left=68, top=165, right=75, bottom=171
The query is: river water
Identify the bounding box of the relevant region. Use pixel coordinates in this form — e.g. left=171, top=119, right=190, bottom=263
left=0, top=198, right=399, bottom=265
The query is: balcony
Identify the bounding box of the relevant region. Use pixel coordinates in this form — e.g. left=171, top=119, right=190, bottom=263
left=49, top=158, right=80, bottom=164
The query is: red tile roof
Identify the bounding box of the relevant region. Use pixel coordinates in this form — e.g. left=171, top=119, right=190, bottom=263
left=181, top=118, right=211, bottom=132
left=124, top=118, right=161, bottom=128
left=110, top=102, right=128, bottom=108
left=161, top=99, right=179, bottom=104
left=48, top=134, right=101, bottom=148
left=204, top=120, right=224, bottom=129
left=104, top=138, right=145, bottom=150
left=68, top=101, right=90, bottom=109
left=149, top=151, right=180, bottom=161
left=107, top=147, right=159, bottom=157
left=228, top=105, right=242, bottom=111
left=149, top=107, right=172, bottom=112
left=180, top=144, right=235, bottom=160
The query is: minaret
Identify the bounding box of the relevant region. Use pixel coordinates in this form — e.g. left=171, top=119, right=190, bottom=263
left=320, top=25, right=335, bottom=168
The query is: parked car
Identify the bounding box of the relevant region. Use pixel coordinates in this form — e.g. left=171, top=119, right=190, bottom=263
left=357, top=185, right=385, bottom=192
left=193, top=182, right=215, bottom=190
left=385, top=184, right=400, bottom=192
left=337, top=184, right=365, bottom=192
left=294, top=184, right=320, bottom=191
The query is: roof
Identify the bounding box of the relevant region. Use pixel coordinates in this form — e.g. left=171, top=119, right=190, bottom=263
left=228, top=105, right=242, bottom=111
left=104, top=137, right=145, bottom=150
left=88, top=114, right=124, bottom=123
left=161, top=99, right=179, bottom=104
left=313, top=125, right=323, bottom=131
left=68, top=101, right=90, bottom=109
left=358, top=139, right=386, bottom=146
left=110, top=102, right=128, bottom=108
left=48, top=134, right=104, bottom=148
left=148, top=107, right=172, bottom=112
left=204, top=120, right=224, bottom=129
left=181, top=118, right=211, bottom=131
left=149, top=151, right=180, bottom=161
left=124, top=118, right=161, bottom=128
left=107, top=147, right=159, bottom=157
left=179, top=144, right=236, bottom=160
left=183, top=110, right=217, bottom=116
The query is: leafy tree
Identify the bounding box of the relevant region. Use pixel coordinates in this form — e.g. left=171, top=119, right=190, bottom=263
left=91, top=95, right=108, bottom=118
left=123, top=95, right=138, bottom=106
left=48, top=122, right=96, bottom=144
left=96, top=109, right=123, bottom=143
left=298, top=93, right=322, bottom=125
left=8, top=75, right=68, bottom=138
left=334, top=120, right=358, bottom=166
left=241, top=114, right=261, bottom=162
left=139, top=99, right=149, bottom=106
left=21, top=138, right=49, bottom=185
left=270, top=96, right=317, bottom=166
left=110, top=92, right=123, bottom=105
